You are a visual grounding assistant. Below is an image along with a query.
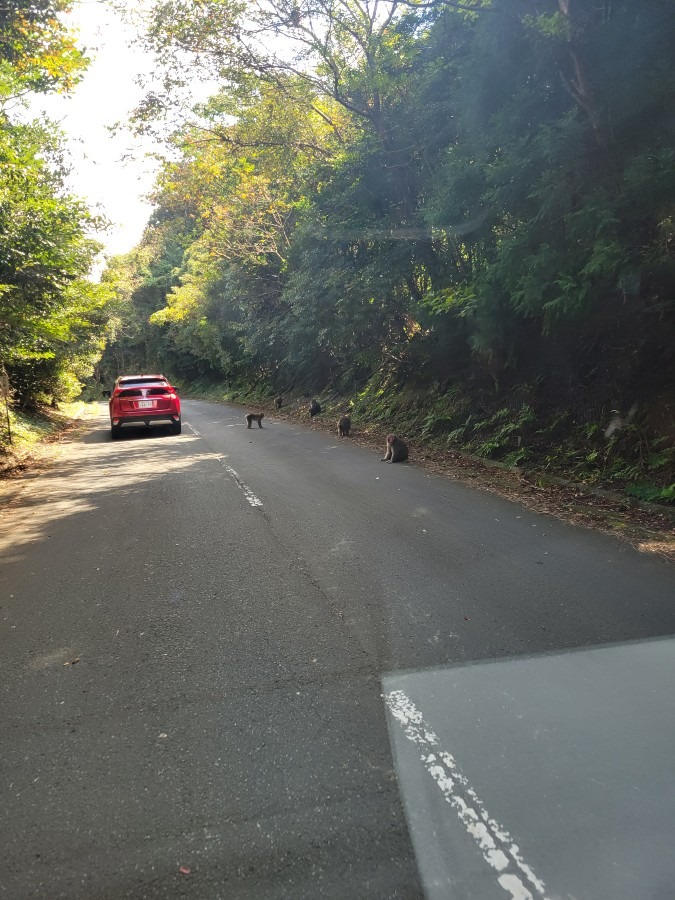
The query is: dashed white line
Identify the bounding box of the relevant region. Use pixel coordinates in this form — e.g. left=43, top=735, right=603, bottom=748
left=216, top=457, right=264, bottom=508
left=385, top=689, right=550, bottom=900
left=184, top=423, right=263, bottom=508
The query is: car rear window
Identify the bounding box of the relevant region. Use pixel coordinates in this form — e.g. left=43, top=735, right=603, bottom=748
left=117, top=377, right=168, bottom=386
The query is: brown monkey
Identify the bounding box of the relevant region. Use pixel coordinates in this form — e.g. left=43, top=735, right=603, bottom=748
left=309, top=399, right=321, bottom=417
left=338, top=414, right=351, bottom=437
left=246, top=413, right=264, bottom=429
left=381, top=434, right=408, bottom=463
left=274, top=395, right=283, bottom=410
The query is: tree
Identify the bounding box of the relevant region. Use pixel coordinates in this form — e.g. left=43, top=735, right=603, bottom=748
left=0, top=0, right=87, bottom=103
left=137, top=0, right=428, bottom=144
left=111, top=0, right=675, bottom=428
left=0, top=0, right=110, bottom=409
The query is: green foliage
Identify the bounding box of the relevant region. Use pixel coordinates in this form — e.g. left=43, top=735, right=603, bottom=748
left=122, top=0, right=675, bottom=377
left=0, top=120, right=110, bottom=404
left=626, top=483, right=675, bottom=505
left=447, top=405, right=536, bottom=459
left=0, top=6, right=112, bottom=409
left=0, top=1, right=87, bottom=101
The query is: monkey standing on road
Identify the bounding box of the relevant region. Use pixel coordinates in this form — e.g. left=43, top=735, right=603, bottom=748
left=338, top=414, right=351, bottom=437
left=309, top=399, right=321, bottom=417
left=246, top=413, right=264, bottom=429
left=381, top=434, right=408, bottom=463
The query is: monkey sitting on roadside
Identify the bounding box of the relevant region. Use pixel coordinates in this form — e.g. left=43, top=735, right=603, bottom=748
left=338, top=414, right=351, bottom=437
left=274, top=395, right=283, bottom=410
left=246, top=412, right=264, bottom=429
left=381, top=434, right=408, bottom=463
left=309, top=399, right=321, bottom=417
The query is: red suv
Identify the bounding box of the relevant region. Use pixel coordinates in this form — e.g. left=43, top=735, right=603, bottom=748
left=109, top=374, right=181, bottom=439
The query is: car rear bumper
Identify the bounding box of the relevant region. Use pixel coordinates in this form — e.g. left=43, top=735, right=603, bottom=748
left=112, top=413, right=180, bottom=426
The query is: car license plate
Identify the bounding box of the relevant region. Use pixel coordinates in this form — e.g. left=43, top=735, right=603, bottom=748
left=138, top=400, right=153, bottom=408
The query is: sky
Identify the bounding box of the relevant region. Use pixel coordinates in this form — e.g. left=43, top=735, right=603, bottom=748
left=28, top=1, right=163, bottom=263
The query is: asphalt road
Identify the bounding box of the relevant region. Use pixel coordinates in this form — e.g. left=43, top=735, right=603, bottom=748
left=1, top=401, right=674, bottom=899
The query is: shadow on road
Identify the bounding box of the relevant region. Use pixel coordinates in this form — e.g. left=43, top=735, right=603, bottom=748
left=0, top=420, right=208, bottom=565
left=81, top=424, right=178, bottom=444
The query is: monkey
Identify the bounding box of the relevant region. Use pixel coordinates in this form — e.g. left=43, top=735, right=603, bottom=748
left=604, top=403, right=637, bottom=439
left=274, top=395, right=283, bottom=410
left=338, top=414, right=351, bottom=437
left=289, top=4, right=301, bottom=27
left=381, top=434, right=408, bottom=463
left=246, top=413, right=264, bottom=429
left=309, top=399, right=321, bottom=417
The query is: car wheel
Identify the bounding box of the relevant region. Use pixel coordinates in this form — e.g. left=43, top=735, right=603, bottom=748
left=171, top=418, right=182, bottom=435
left=111, top=423, right=123, bottom=440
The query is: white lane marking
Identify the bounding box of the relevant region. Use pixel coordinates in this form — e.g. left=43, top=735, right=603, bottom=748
left=215, top=456, right=263, bottom=509
left=184, top=423, right=262, bottom=508
left=385, top=689, right=550, bottom=900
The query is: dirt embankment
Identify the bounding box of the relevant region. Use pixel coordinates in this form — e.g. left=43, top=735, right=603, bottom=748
left=0, top=405, right=93, bottom=479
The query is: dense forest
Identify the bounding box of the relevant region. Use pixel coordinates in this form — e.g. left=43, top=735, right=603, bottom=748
left=2, top=1, right=674, bottom=500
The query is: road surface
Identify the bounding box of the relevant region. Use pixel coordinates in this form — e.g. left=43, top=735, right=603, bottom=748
left=1, top=401, right=674, bottom=899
